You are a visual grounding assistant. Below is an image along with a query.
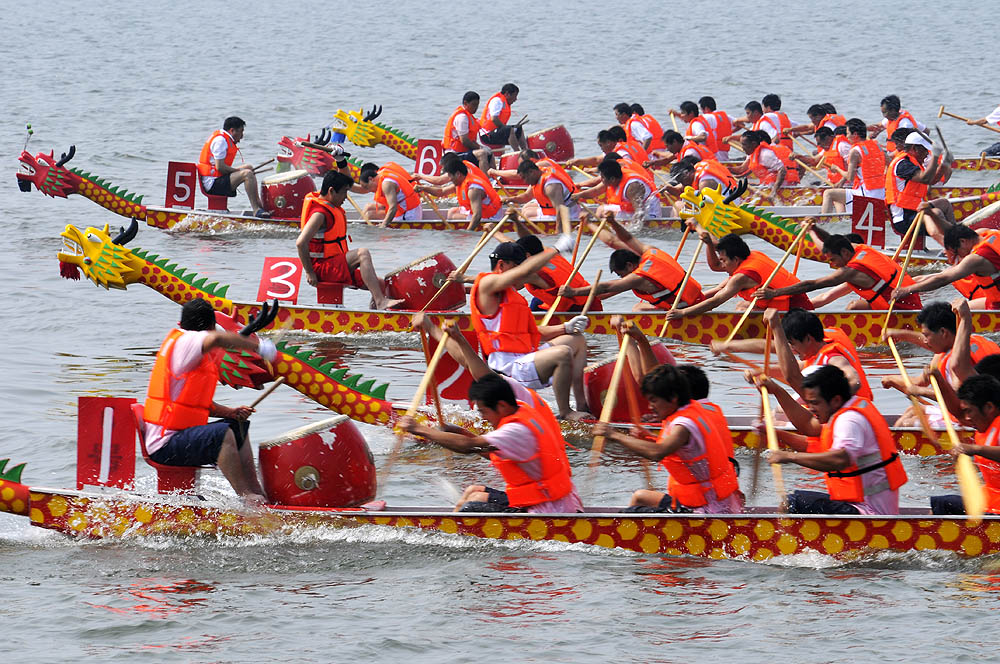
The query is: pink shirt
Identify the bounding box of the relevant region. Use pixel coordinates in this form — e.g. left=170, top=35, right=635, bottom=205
left=830, top=398, right=899, bottom=515
left=144, top=330, right=211, bottom=454
left=668, top=417, right=743, bottom=514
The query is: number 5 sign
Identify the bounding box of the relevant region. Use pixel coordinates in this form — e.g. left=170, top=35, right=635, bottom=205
left=851, top=196, right=888, bottom=248
left=257, top=257, right=303, bottom=304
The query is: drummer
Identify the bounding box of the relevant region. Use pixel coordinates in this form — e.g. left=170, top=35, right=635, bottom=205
left=197, top=116, right=270, bottom=218
left=356, top=161, right=423, bottom=227
left=295, top=170, right=404, bottom=309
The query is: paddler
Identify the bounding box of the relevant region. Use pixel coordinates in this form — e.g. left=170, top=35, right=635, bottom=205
left=753, top=232, right=921, bottom=310
left=892, top=225, right=1000, bottom=308
left=645, top=130, right=716, bottom=170
left=571, top=157, right=660, bottom=222
left=661, top=156, right=740, bottom=216
left=629, top=103, right=667, bottom=151
left=729, top=131, right=800, bottom=199
left=761, top=93, right=794, bottom=150
left=197, top=116, right=270, bottom=218
left=295, top=170, right=404, bottom=309
left=513, top=232, right=599, bottom=313
left=869, top=94, right=926, bottom=152
left=882, top=301, right=1000, bottom=428
left=443, top=90, right=492, bottom=173
left=615, top=102, right=655, bottom=151
left=356, top=161, right=423, bottom=227
left=699, top=96, right=735, bottom=160
left=672, top=100, right=718, bottom=154
left=793, top=126, right=849, bottom=185
left=664, top=232, right=813, bottom=321
left=884, top=131, right=945, bottom=250
left=785, top=103, right=847, bottom=138
left=591, top=364, right=743, bottom=514
left=478, top=83, right=529, bottom=153
left=966, top=104, right=1000, bottom=155
left=753, top=365, right=907, bottom=515
left=466, top=240, right=591, bottom=420
left=499, top=158, right=577, bottom=232
left=820, top=118, right=887, bottom=214
left=141, top=297, right=277, bottom=505
left=417, top=155, right=503, bottom=231
left=558, top=215, right=704, bottom=311
left=399, top=315, right=583, bottom=514
left=929, top=373, right=1000, bottom=515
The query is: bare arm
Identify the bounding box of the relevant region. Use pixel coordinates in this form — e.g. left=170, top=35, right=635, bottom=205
left=603, top=423, right=690, bottom=462
left=673, top=274, right=753, bottom=317
left=896, top=255, right=987, bottom=298
left=465, top=188, right=485, bottom=231
left=843, top=149, right=861, bottom=187
left=757, top=268, right=853, bottom=299
left=379, top=180, right=400, bottom=228
left=295, top=212, right=326, bottom=286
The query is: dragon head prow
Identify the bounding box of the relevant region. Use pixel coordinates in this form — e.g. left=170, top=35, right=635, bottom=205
left=330, top=106, right=384, bottom=148
left=17, top=148, right=81, bottom=198
left=677, top=184, right=747, bottom=238
left=58, top=221, right=142, bottom=290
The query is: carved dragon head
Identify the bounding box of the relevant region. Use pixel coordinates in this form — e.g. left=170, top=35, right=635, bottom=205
left=677, top=181, right=750, bottom=238
left=330, top=105, right=383, bottom=148
left=17, top=146, right=80, bottom=197
left=57, top=220, right=143, bottom=289
left=276, top=133, right=336, bottom=176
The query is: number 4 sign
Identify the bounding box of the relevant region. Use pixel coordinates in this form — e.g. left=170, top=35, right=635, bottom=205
left=257, top=257, right=304, bottom=304
left=851, top=196, right=888, bottom=248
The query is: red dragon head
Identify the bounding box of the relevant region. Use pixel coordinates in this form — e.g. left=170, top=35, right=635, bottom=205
left=17, top=146, right=81, bottom=198
left=275, top=132, right=335, bottom=176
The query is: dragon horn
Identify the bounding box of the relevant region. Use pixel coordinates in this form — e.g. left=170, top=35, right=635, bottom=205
left=316, top=128, right=331, bottom=146
left=239, top=299, right=280, bottom=336
left=55, top=145, right=76, bottom=167
left=112, top=218, right=139, bottom=246
left=364, top=104, right=383, bottom=122
left=724, top=178, right=749, bottom=204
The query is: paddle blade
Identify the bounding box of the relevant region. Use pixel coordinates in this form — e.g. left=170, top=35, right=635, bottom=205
left=957, top=454, right=986, bottom=521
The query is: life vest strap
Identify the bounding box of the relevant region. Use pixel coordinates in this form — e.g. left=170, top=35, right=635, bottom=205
left=827, top=452, right=898, bottom=478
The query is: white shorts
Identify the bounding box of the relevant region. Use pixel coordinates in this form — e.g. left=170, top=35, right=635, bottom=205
left=536, top=202, right=581, bottom=221
left=458, top=206, right=504, bottom=221
left=487, top=344, right=552, bottom=390
left=400, top=205, right=423, bottom=221
left=845, top=188, right=886, bottom=208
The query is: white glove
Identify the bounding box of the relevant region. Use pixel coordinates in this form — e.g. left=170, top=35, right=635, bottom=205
left=330, top=144, right=346, bottom=157
left=257, top=339, right=277, bottom=362
left=564, top=315, right=588, bottom=334
left=554, top=233, right=575, bottom=254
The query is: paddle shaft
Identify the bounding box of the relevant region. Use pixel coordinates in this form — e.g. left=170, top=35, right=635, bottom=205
left=249, top=376, right=286, bottom=409
left=346, top=193, right=373, bottom=225
left=885, top=210, right=925, bottom=321
left=657, top=240, right=704, bottom=337
left=723, top=221, right=813, bottom=343
left=939, top=107, right=1000, bottom=134
left=419, top=329, right=446, bottom=426
left=421, top=214, right=511, bottom=312
left=886, top=337, right=937, bottom=441
left=421, top=192, right=449, bottom=226
left=758, top=384, right=787, bottom=503
left=581, top=270, right=602, bottom=314
left=589, top=335, right=632, bottom=465
left=539, top=218, right=609, bottom=326
left=570, top=218, right=586, bottom=266
left=928, top=374, right=986, bottom=519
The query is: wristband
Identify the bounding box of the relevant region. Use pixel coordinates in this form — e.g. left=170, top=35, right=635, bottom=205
left=336, top=158, right=348, bottom=169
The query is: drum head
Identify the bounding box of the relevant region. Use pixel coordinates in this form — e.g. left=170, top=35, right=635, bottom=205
left=263, top=169, right=309, bottom=185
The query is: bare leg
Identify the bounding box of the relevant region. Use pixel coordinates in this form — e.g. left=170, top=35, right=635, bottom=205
left=237, top=432, right=265, bottom=496
left=845, top=298, right=872, bottom=310
left=630, top=489, right=666, bottom=507
left=215, top=430, right=265, bottom=501
left=230, top=169, right=263, bottom=211
left=455, top=484, right=488, bottom=511
left=821, top=189, right=847, bottom=214
left=533, top=336, right=590, bottom=419
left=347, top=247, right=403, bottom=310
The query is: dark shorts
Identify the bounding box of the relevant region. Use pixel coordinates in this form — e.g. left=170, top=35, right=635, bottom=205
left=984, top=142, right=1000, bottom=157
left=314, top=255, right=362, bottom=287
left=149, top=418, right=247, bottom=467
left=528, top=296, right=585, bottom=313
left=622, top=494, right=694, bottom=514
left=480, top=126, right=522, bottom=147
left=785, top=489, right=860, bottom=515
left=930, top=494, right=966, bottom=515
left=890, top=208, right=923, bottom=237
left=205, top=173, right=238, bottom=198
left=459, top=486, right=527, bottom=513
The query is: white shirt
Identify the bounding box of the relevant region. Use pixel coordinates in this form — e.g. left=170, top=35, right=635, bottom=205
left=627, top=117, right=653, bottom=144
left=687, top=116, right=711, bottom=140
left=881, top=115, right=927, bottom=133
left=757, top=146, right=783, bottom=172
left=446, top=113, right=470, bottom=153
left=754, top=116, right=779, bottom=141
left=144, top=330, right=211, bottom=454
left=478, top=96, right=506, bottom=137
left=200, top=130, right=234, bottom=189
left=986, top=105, right=1000, bottom=126
left=830, top=398, right=899, bottom=515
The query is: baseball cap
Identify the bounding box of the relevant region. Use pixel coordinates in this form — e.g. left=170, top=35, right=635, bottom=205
left=904, top=132, right=932, bottom=150
left=489, top=242, right=526, bottom=269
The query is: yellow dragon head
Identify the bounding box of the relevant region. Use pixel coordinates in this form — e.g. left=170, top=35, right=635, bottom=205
left=330, top=105, right=385, bottom=148
left=57, top=220, right=142, bottom=290
left=676, top=181, right=750, bottom=238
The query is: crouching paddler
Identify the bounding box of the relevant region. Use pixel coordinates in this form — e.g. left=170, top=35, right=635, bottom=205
left=591, top=364, right=743, bottom=514
left=398, top=315, right=583, bottom=514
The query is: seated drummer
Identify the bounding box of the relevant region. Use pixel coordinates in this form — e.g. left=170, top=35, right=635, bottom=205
left=197, top=116, right=269, bottom=218
left=559, top=214, right=704, bottom=311
left=295, top=170, right=404, bottom=310
left=469, top=240, right=591, bottom=420
left=753, top=365, right=907, bottom=515
left=591, top=364, right=743, bottom=514
left=399, top=315, right=582, bottom=514
left=666, top=231, right=813, bottom=321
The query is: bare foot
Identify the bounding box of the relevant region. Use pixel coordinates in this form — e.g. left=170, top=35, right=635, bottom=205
left=556, top=410, right=592, bottom=422
left=376, top=298, right=407, bottom=310
left=241, top=493, right=268, bottom=509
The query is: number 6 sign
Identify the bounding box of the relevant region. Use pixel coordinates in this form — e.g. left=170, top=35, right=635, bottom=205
left=257, top=257, right=304, bottom=304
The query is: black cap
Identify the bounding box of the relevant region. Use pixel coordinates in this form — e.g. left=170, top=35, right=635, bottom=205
left=489, top=242, right=526, bottom=269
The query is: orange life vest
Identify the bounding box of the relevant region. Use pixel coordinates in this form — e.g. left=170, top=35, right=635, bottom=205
left=444, top=106, right=480, bottom=152
left=700, top=399, right=735, bottom=457
left=301, top=192, right=348, bottom=259
left=966, top=230, right=1000, bottom=307
left=531, top=162, right=577, bottom=215
left=479, top=92, right=510, bottom=133
left=197, top=130, right=238, bottom=178
left=974, top=415, right=1000, bottom=514
left=850, top=139, right=887, bottom=192
left=470, top=272, right=541, bottom=355
left=686, top=115, right=717, bottom=153
left=640, top=114, right=666, bottom=150
left=491, top=392, right=575, bottom=507
left=773, top=111, right=793, bottom=149
left=884, top=110, right=919, bottom=152
left=748, top=143, right=800, bottom=185
left=845, top=244, right=919, bottom=309
left=526, top=253, right=598, bottom=311
left=632, top=247, right=704, bottom=308
left=707, top=111, right=732, bottom=151
left=693, top=160, right=737, bottom=192
left=802, top=328, right=874, bottom=401
left=823, top=136, right=849, bottom=184
left=457, top=165, right=502, bottom=218
left=885, top=152, right=928, bottom=210
left=606, top=161, right=656, bottom=213
left=144, top=329, right=221, bottom=430
left=756, top=113, right=792, bottom=150
left=613, top=140, right=649, bottom=164
left=817, top=397, right=907, bottom=503
left=938, top=335, right=1000, bottom=385
left=819, top=113, right=846, bottom=130
left=734, top=251, right=812, bottom=311
left=373, top=162, right=421, bottom=216
left=680, top=140, right=717, bottom=162
left=657, top=401, right=740, bottom=508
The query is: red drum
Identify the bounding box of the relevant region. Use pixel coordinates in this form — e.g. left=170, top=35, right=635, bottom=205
left=584, top=342, right=676, bottom=423
left=527, top=124, right=574, bottom=162
left=497, top=152, right=525, bottom=186
left=259, top=415, right=376, bottom=507
left=261, top=169, right=314, bottom=219
left=384, top=252, right=466, bottom=311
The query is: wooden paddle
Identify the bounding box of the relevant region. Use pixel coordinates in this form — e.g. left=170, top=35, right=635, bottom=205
left=589, top=333, right=633, bottom=468
left=570, top=217, right=587, bottom=266
left=657, top=240, right=704, bottom=337
left=928, top=374, right=986, bottom=521
left=539, top=216, right=610, bottom=326
left=673, top=225, right=692, bottom=260
left=346, top=193, right=374, bottom=226
left=616, top=325, right=655, bottom=490
left=723, top=221, right=814, bottom=343
left=669, top=110, right=680, bottom=132
left=938, top=105, right=1000, bottom=135
left=249, top=376, right=286, bottom=409
left=750, top=325, right=773, bottom=498
left=758, top=371, right=787, bottom=507
left=421, top=191, right=450, bottom=227
left=420, top=212, right=512, bottom=312
left=381, top=338, right=451, bottom=484
left=419, top=329, right=446, bottom=427
left=792, top=154, right=837, bottom=187
left=582, top=270, right=602, bottom=314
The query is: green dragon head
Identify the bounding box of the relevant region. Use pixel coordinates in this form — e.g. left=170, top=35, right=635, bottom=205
left=57, top=220, right=143, bottom=290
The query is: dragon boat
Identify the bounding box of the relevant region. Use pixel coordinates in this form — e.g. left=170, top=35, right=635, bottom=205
left=55, top=220, right=975, bottom=457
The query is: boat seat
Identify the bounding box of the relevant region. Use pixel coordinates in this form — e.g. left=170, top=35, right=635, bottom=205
left=197, top=172, right=230, bottom=212
left=316, top=275, right=363, bottom=306
left=130, top=403, right=210, bottom=494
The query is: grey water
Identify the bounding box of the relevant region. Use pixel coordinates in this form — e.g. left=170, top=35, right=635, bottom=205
left=3, top=0, right=1000, bottom=661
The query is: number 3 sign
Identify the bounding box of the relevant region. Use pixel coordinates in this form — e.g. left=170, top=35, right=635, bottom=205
left=257, top=257, right=304, bottom=304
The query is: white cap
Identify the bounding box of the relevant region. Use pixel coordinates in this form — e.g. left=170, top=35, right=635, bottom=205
left=904, top=132, right=933, bottom=150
